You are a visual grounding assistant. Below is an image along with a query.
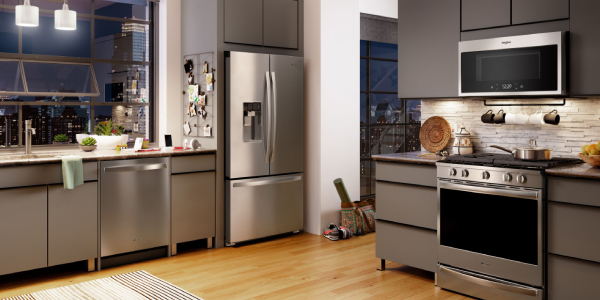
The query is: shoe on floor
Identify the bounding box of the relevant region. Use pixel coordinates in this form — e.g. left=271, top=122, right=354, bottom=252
left=323, top=223, right=339, bottom=241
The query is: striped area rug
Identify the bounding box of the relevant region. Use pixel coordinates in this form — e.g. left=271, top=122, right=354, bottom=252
left=4, top=270, right=203, bottom=300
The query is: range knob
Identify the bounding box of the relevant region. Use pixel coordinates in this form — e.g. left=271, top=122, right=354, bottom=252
left=481, top=171, right=490, bottom=180
left=461, top=169, right=469, bottom=178
left=448, top=168, right=457, bottom=176
left=517, top=174, right=527, bottom=183
left=503, top=173, right=513, bottom=182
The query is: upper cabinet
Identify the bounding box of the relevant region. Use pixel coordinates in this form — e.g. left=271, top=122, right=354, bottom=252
left=462, top=0, right=511, bottom=31
left=398, top=0, right=460, bottom=99
left=512, top=0, right=569, bottom=25
left=570, top=0, right=600, bottom=95
left=224, top=0, right=298, bottom=49
left=224, top=0, right=264, bottom=46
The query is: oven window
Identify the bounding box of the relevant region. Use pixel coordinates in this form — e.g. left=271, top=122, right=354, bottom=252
left=461, top=45, right=557, bottom=93
left=440, top=188, right=538, bottom=265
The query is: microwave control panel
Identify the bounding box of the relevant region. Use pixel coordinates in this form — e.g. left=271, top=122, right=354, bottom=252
left=490, top=83, right=525, bottom=91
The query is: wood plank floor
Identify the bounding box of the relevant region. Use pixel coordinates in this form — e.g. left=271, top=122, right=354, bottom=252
left=0, top=233, right=472, bottom=299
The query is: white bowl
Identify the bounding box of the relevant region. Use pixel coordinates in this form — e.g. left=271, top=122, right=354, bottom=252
left=92, top=135, right=129, bottom=150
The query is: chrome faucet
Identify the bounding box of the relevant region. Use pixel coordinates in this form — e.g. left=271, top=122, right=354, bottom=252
left=24, top=120, right=36, bottom=155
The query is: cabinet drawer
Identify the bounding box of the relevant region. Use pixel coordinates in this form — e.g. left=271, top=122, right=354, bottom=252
left=548, top=177, right=600, bottom=207
left=172, top=154, right=215, bottom=174
left=172, top=172, right=216, bottom=244
left=376, top=181, right=437, bottom=230
left=0, top=162, right=97, bottom=189
left=548, top=202, right=600, bottom=263
left=376, top=220, right=437, bottom=272
left=548, top=254, right=600, bottom=300
left=376, top=162, right=436, bottom=187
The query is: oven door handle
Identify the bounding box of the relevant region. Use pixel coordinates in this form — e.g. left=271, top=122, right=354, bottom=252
left=439, top=265, right=540, bottom=296
left=439, top=181, right=539, bottom=200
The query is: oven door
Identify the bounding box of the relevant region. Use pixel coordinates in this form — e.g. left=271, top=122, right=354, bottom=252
left=438, top=180, right=543, bottom=287
left=459, top=31, right=565, bottom=97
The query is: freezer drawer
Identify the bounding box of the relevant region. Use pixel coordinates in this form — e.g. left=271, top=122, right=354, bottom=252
left=226, top=173, right=303, bottom=244
left=101, top=158, right=170, bottom=257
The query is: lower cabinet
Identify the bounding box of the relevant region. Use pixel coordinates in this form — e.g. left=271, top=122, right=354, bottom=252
left=0, top=186, right=48, bottom=276
left=548, top=254, right=600, bottom=300
left=376, top=220, right=437, bottom=272
left=48, top=182, right=98, bottom=267
left=172, top=172, right=216, bottom=244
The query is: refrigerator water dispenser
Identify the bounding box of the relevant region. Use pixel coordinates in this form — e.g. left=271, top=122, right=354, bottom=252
left=243, top=102, right=262, bottom=141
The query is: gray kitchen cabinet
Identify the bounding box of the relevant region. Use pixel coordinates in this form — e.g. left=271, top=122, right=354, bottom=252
left=264, top=0, right=298, bottom=49
left=224, top=0, right=263, bottom=46
left=548, top=177, right=600, bottom=207
left=548, top=201, right=600, bottom=263
left=172, top=172, right=216, bottom=244
left=570, top=0, right=600, bottom=95
left=548, top=254, right=600, bottom=300
left=461, top=19, right=569, bottom=41
left=376, top=220, right=437, bottom=272
left=461, top=0, right=511, bottom=31
left=376, top=181, right=437, bottom=230
left=0, top=186, right=47, bottom=276
left=48, top=182, right=97, bottom=267
left=512, top=0, right=569, bottom=25
left=376, top=161, right=437, bottom=187
left=398, top=0, right=460, bottom=99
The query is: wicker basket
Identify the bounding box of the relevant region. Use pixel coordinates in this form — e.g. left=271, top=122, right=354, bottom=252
left=420, top=116, right=451, bottom=153
left=578, top=153, right=600, bottom=167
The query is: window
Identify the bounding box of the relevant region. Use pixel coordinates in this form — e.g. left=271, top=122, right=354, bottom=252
left=361, top=40, right=421, bottom=197
left=0, top=0, right=155, bottom=147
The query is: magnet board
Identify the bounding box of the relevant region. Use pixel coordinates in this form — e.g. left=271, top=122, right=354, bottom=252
left=182, top=52, right=214, bottom=138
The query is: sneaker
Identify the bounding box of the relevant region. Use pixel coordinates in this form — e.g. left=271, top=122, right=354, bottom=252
left=338, top=226, right=353, bottom=239
left=323, top=223, right=339, bottom=241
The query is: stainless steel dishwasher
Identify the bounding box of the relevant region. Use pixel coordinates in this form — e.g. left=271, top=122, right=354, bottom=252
left=100, top=157, right=170, bottom=257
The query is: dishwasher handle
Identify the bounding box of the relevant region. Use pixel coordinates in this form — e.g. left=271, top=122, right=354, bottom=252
left=104, top=163, right=167, bottom=173
left=232, top=175, right=302, bottom=188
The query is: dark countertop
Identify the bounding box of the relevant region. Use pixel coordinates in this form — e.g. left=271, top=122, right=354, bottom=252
left=546, top=163, right=600, bottom=181
left=0, top=148, right=216, bottom=167
left=371, top=151, right=446, bottom=166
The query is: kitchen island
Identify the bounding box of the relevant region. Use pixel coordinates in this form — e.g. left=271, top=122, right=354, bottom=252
left=373, top=152, right=600, bottom=299
left=0, top=149, right=217, bottom=278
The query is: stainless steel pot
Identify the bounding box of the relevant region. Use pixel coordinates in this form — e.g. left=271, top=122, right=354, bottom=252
left=490, top=139, right=553, bottom=160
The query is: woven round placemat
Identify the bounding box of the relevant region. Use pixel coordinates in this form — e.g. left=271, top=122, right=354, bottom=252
left=420, top=116, right=451, bottom=153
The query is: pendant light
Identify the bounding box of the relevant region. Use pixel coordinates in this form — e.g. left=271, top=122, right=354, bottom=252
left=55, top=0, right=76, bottom=30
left=15, top=0, right=39, bottom=27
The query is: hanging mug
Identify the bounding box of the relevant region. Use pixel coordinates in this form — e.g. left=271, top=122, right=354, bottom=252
left=529, top=110, right=545, bottom=125
left=481, top=109, right=495, bottom=124
left=544, top=109, right=560, bottom=125
left=493, top=109, right=506, bottom=124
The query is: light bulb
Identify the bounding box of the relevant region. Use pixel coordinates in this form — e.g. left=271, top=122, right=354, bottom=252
left=55, top=2, right=76, bottom=30
left=15, top=0, right=39, bottom=27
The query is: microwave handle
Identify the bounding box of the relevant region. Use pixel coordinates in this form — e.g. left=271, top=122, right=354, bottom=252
left=439, top=265, right=539, bottom=297
left=439, top=181, right=539, bottom=200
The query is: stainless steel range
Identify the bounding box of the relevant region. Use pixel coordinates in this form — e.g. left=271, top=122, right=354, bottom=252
left=435, top=153, right=580, bottom=300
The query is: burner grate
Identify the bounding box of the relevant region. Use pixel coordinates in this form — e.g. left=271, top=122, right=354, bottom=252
left=444, top=154, right=582, bottom=169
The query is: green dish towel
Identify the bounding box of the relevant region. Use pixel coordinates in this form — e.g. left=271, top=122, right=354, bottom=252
left=60, top=155, right=84, bottom=189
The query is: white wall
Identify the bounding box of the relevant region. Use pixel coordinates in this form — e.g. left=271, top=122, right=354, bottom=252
left=304, top=0, right=360, bottom=234
left=181, top=0, right=218, bottom=150
left=158, top=0, right=182, bottom=147
left=359, top=0, right=398, bottom=19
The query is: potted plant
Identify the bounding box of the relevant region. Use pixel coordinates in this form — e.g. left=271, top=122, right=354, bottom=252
left=80, top=137, right=98, bottom=152
left=53, top=134, right=69, bottom=145
left=91, top=120, right=129, bottom=150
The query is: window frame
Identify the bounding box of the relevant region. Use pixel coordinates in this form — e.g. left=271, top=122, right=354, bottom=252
left=0, top=0, right=156, bottom=149
left=361, top=40, right=421, bottom=197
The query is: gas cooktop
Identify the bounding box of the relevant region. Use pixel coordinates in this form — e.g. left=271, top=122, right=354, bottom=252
left=443, top=153, right=582, bottom=170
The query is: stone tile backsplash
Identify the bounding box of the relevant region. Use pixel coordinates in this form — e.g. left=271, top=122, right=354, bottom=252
left=421, top=99, right=600, bottom=157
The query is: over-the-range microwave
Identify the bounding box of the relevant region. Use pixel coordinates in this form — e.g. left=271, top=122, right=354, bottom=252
left=459, top=31, right=567, bottom=97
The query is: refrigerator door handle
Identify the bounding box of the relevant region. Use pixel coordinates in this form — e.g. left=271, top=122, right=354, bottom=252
left=270, top=71, right=277, bottom=162
left=232, top=175, right=302, bottom=187
left=264, top=71, right=272, bottom=163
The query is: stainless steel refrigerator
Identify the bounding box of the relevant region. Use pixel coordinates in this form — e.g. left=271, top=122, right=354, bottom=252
left=225, top=51, right=304, bottom=246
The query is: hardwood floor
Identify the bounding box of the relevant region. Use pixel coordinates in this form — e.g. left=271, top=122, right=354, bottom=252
left=0, top=233, right=471, bottom=299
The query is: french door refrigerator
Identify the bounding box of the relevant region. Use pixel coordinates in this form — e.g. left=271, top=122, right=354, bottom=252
left=225, top=51, right=304, bottom=246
